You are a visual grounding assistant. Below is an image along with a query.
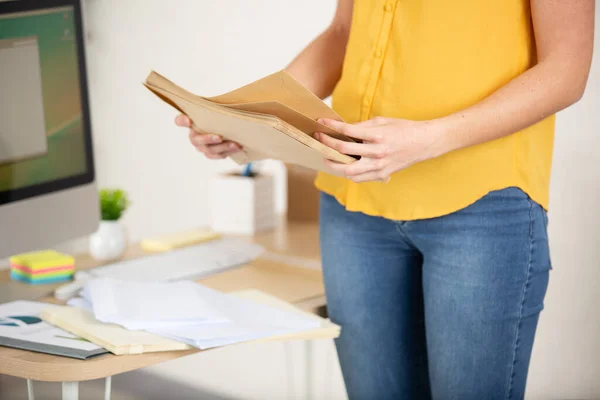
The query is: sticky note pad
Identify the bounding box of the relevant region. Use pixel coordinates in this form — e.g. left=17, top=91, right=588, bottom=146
left=140, top=229, right=221, bottom=252
left=10, top=250, right=75, bottom=270
left=10, top=250, right=75, bottom=285
left=10, top=269, right=74, bottom=285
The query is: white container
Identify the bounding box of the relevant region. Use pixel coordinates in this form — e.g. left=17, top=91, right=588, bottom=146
left=210, top=172, right=276, bottom=235
left=89, top=221, right=128, bottom=261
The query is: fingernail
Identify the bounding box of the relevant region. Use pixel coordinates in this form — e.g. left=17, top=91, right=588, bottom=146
left=228, top=143, right=236, bottom=149
left=314, top=132, right=320, bottom=140
left=212, top=135, right=221, bottom=143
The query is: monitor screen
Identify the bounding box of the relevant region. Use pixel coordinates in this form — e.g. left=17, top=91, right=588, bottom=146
left=0, top=1, right=94, bottom=206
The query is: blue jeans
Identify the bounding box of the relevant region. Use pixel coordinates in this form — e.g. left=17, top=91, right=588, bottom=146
left=319, top=187, right=551, bottom=400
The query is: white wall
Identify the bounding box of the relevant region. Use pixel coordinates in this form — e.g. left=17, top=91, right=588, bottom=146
left=56, top=1, right=600, bottom=398
left=79, top=0, right=337, bottom=244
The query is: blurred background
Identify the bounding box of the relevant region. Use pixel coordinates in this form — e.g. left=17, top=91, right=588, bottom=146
left=2, top=0, right=599, bottom=399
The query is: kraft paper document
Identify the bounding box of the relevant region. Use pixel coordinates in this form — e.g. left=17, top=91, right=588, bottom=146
left=143, top=70, right=356, bottom=172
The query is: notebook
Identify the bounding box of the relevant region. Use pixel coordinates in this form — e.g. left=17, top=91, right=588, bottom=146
left=0, top=300, right=109, bottom=360
left=143, top=70, right=357, bottom=172
left=40, top=290, right=340, bottom=355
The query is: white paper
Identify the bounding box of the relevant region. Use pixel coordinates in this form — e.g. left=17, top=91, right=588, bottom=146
left=66, top=297, right=93, bottom=311
left=147, top=284, right=321, bottom=349
left=77, top=278, right=321, bottom=350
left=83, top=278, right=229, bottom=330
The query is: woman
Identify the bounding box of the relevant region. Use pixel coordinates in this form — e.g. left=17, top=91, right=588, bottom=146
left=176, top=1, right=595, bottom=398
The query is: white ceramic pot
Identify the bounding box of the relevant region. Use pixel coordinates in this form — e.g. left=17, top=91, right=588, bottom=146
left=89, top=221, right=128, bottom=262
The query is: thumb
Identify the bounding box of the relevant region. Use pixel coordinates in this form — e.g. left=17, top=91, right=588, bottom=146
left=175, top=114, right=191, bottom=127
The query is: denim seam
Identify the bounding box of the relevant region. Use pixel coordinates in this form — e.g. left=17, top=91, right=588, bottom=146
left=506, top=199, right=535, bottom=399
left=393, top=221, right=418, bottom=248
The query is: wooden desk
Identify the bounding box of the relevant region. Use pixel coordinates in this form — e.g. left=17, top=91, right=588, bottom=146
left=0, top=221, right=325, bottom=399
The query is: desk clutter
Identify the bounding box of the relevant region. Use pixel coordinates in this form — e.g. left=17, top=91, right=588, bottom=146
left=40, top=278, right=340, bottom=355
left=9, top=250, right=75, bottom=285
left=1, top=231, right=339, bottom=359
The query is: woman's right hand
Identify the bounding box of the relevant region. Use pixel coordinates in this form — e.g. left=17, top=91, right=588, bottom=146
left=175, top=114, right=242, bottom=159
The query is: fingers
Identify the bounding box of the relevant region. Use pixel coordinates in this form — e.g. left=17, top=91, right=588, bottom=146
left=204, top=148, right=240, bottom=159
left=195, top=143, right=241, bottom=159
left=325, top=157, right=383, bottom=176
left=206, top=142, right=241, bottom=155
left=317, top=118, right=382, bottom=142
left=324, top=158, right=390, bottom=183
left=354, top=118, right=384, bottom=127
left=175, top=114, right=191, bottom=127
left=177, top=114, right=242, bottom=159
left=315, top=132, right=387, bottom=158
left=189, top=129, right=222, bottom=146
left=346, top=171, right=391, bottom=183
left=188, top=130, right=242, bottom=159
left=179, top=115, right=222, bottom=145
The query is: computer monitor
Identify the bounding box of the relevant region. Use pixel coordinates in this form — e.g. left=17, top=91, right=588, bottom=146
left=0, top=0, right=99, bottom=259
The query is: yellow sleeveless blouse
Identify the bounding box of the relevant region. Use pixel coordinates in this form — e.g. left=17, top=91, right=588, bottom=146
left=315, top=0, right=555, bottom=220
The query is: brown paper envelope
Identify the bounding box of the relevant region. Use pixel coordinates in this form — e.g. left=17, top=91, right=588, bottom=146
left=220, top=101, right=353, bottom=142
left=143, top=71, right=355, bottom=172
left=206, top=70, right=343, bottom=122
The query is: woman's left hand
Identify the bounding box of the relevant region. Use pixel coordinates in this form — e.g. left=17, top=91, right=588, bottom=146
left=316, top=117, right=447, bottom=183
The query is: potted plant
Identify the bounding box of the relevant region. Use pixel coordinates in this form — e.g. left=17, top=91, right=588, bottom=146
left=89, top=189, right=130, bottom=262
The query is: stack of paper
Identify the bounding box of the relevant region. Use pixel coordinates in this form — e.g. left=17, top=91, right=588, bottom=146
left=144, top=70, right=357, bottom=172
left=66, top=278, right=326, bottom=350
left=80, top=279, right=228, bottom=330
left=42, top=290, right=340, bottom=355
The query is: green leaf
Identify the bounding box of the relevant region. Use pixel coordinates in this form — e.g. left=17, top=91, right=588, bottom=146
left=99, top=188, right=130, bottom=221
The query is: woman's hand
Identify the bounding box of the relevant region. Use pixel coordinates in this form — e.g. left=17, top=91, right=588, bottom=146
left=316, top=117, right=446, bottom=183
left=175, top=114, right=242, bottom=159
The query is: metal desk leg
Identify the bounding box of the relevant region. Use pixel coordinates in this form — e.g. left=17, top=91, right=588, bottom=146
left=324, top=340, right=335, bottom=399
left=305, top=340, right=314, bottom=400
left=105, top=376, right=112, bottom=400
left=62, top=381, right=79, bottom=400
left=26, top=379, right=35, bottom=400
left=283, top=342, right=295, bottom=399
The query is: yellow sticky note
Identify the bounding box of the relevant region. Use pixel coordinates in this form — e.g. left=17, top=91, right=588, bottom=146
left=140, top=229, right=221, bottom=252
left=10, top=250, right=75, bottom=269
